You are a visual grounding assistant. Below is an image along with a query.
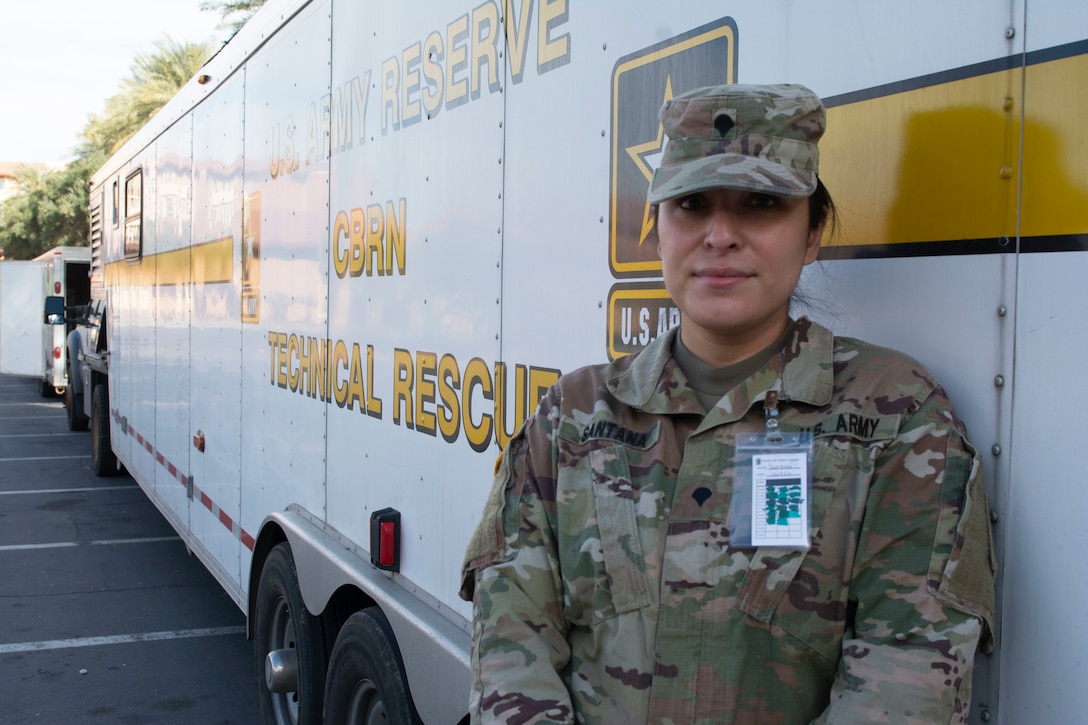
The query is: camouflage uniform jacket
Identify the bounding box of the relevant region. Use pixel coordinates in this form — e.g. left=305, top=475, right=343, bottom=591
left=461, top=318, right=996, bottom=724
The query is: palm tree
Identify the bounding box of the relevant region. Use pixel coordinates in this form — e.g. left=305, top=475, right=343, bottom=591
left=1, top=37, right=215, bottom=259
left=82, top=37, right=216, bottom=157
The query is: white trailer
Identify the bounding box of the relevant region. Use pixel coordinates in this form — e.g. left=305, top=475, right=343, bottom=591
left=0, top=259, right=44, bottom=378
left=74, top=0, right=1088, bottom=722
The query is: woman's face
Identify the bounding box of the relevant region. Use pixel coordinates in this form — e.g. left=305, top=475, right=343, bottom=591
left=657, top=187, right=825, bottom=365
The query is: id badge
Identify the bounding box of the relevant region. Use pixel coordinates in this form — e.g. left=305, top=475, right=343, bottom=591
left=727, top=430, right=814, bottom=550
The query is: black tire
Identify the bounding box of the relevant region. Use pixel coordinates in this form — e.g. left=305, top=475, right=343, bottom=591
left=254, top=543, right=327, bottom=725
left=90, top=384, right=118, bottom=476
left=66, top=376, right=89, bottom=431
left=323, top=607, right=421, bottom=725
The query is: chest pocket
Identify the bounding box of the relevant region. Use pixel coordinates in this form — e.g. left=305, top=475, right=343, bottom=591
left=589, top=445, right=653, bottom=621
left=735, top=428, right=893, bottom=661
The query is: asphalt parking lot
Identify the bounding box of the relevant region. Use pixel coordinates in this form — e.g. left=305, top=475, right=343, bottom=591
left=0, top=374, right=258, bottom=723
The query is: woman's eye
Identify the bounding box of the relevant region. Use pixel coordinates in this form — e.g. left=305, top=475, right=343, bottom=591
left=747, top=194, right=779, bottom=208
left=676, top=194, right=707, bottom=210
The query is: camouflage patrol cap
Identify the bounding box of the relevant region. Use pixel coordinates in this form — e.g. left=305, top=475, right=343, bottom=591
left=648, top=83, right=825, bottom=202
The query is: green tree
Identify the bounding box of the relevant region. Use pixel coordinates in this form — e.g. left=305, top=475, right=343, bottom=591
left=0, top=155, right=104, bottom=259
left=1, top=37, right=215, bottom=259
left=83, top=37, right=216, bottom=158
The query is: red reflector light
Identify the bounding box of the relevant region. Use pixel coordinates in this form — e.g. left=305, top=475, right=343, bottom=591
left=54, top=282, right=61, bottom=294
left=379, top=522, right=396, bottom=566
left=53, top=347, right=62, bottom=359
left=370, top=507, right=401, bottom=572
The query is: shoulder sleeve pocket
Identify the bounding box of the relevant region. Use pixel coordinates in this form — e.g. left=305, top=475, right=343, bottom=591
left=460, top=438, right=520, bottom=601
left=930, top=434, right=997, bottom=652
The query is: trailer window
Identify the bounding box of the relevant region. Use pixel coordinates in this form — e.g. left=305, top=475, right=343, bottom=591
left=112, top=179, right=120, bottom=228
left=124, top=170, right=142, bottom=261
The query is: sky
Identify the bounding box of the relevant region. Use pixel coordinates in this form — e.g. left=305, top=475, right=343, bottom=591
left=0, top=0, right=227, bottom=167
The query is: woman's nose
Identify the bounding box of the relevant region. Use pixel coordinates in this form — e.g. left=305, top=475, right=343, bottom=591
left=703, top=208, right=741, bottom=250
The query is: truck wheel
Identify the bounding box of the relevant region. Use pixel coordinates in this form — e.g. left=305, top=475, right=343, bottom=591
left=90, top=384, right=118, bottom=476
left=254, top=543, right=326, bottom=725
left=66, top=379, right=89, bottom=431
left=323, top=607, right=420, bottom=725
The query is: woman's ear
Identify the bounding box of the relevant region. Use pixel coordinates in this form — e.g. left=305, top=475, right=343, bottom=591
left=803, top=216, right=826, bottom=265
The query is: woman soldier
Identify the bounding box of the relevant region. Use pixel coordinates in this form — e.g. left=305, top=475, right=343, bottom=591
left=460, top=84, right=995, bottom=724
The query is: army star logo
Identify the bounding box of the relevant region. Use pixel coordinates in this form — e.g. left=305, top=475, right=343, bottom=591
left=625, top=76, right=674, bottom=247
left=608, top=17, right=737, bottom=279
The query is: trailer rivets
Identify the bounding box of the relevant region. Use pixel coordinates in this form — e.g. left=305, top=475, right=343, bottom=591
left=994, top=375, right=1005, bottom=388
left=1005, top=26, right=1015, bottom=39
left=997, top=305, right=1007, bottom=317
left=1000, top=166, right=1013, bottom=179
left=981, top=708, right=992, bottom=722
left=990, top=510, right=999, bottom=524
left=991, top=444, right=1002, bottom=457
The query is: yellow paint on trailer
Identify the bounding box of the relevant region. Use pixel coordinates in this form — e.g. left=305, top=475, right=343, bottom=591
left=1021, top=52, right=1088, bottom=239
left=104, top=236, right=235, bottom=288
left=820, top=69, right=1021, bottom=248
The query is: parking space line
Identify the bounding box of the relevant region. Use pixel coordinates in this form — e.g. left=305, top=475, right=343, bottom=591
left=0, top=626, right=247, bottom=654
left=0, top=536, right=179, bottom=552
left=0, top=456, right=88, bottom=462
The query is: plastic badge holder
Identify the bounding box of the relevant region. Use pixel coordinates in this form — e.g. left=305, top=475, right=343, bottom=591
left=726, top=391, right=814, bottom=549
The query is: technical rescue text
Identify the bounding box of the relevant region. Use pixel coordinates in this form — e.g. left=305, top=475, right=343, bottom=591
left=267, top=331, right=560, bottom=452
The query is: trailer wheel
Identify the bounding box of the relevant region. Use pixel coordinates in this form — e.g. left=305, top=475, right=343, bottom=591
left=323, top=607, right=420, bottom=725
left=90, top=384, right=118, bottom=476
left=66, top=376, right=88, bottom=431
left=255, top=543, right=326, bottom=725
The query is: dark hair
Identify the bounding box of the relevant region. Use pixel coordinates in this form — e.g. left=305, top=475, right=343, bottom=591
left=808, top=177, right=836, bottom=236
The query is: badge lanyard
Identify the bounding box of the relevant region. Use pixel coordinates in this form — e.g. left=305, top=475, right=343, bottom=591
left=726, top=391, right=814, bottom=549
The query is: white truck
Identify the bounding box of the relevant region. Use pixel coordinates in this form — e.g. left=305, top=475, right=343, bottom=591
left=37, top=246, right=91, bottom=400
left=71, top=1, right=1088, bottom=722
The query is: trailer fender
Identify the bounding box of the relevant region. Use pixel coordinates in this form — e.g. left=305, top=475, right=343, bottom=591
left=252, top=508, right=470, bottom=724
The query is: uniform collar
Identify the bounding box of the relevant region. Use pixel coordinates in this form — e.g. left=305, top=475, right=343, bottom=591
left=606, top=318, right=835, bottom=420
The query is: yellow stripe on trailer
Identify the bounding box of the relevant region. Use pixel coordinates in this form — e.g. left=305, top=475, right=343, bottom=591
left=820, top=45, right=1088, bottom=253
left=1022, top=50, right=1088, bottom=240
left=821, top=68, right=1020, bottom=249
left=105, top=236, right=234, bottom=288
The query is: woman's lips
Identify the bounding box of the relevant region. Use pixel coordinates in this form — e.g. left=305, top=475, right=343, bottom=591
left=696, top=267, right=753, bottom=287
